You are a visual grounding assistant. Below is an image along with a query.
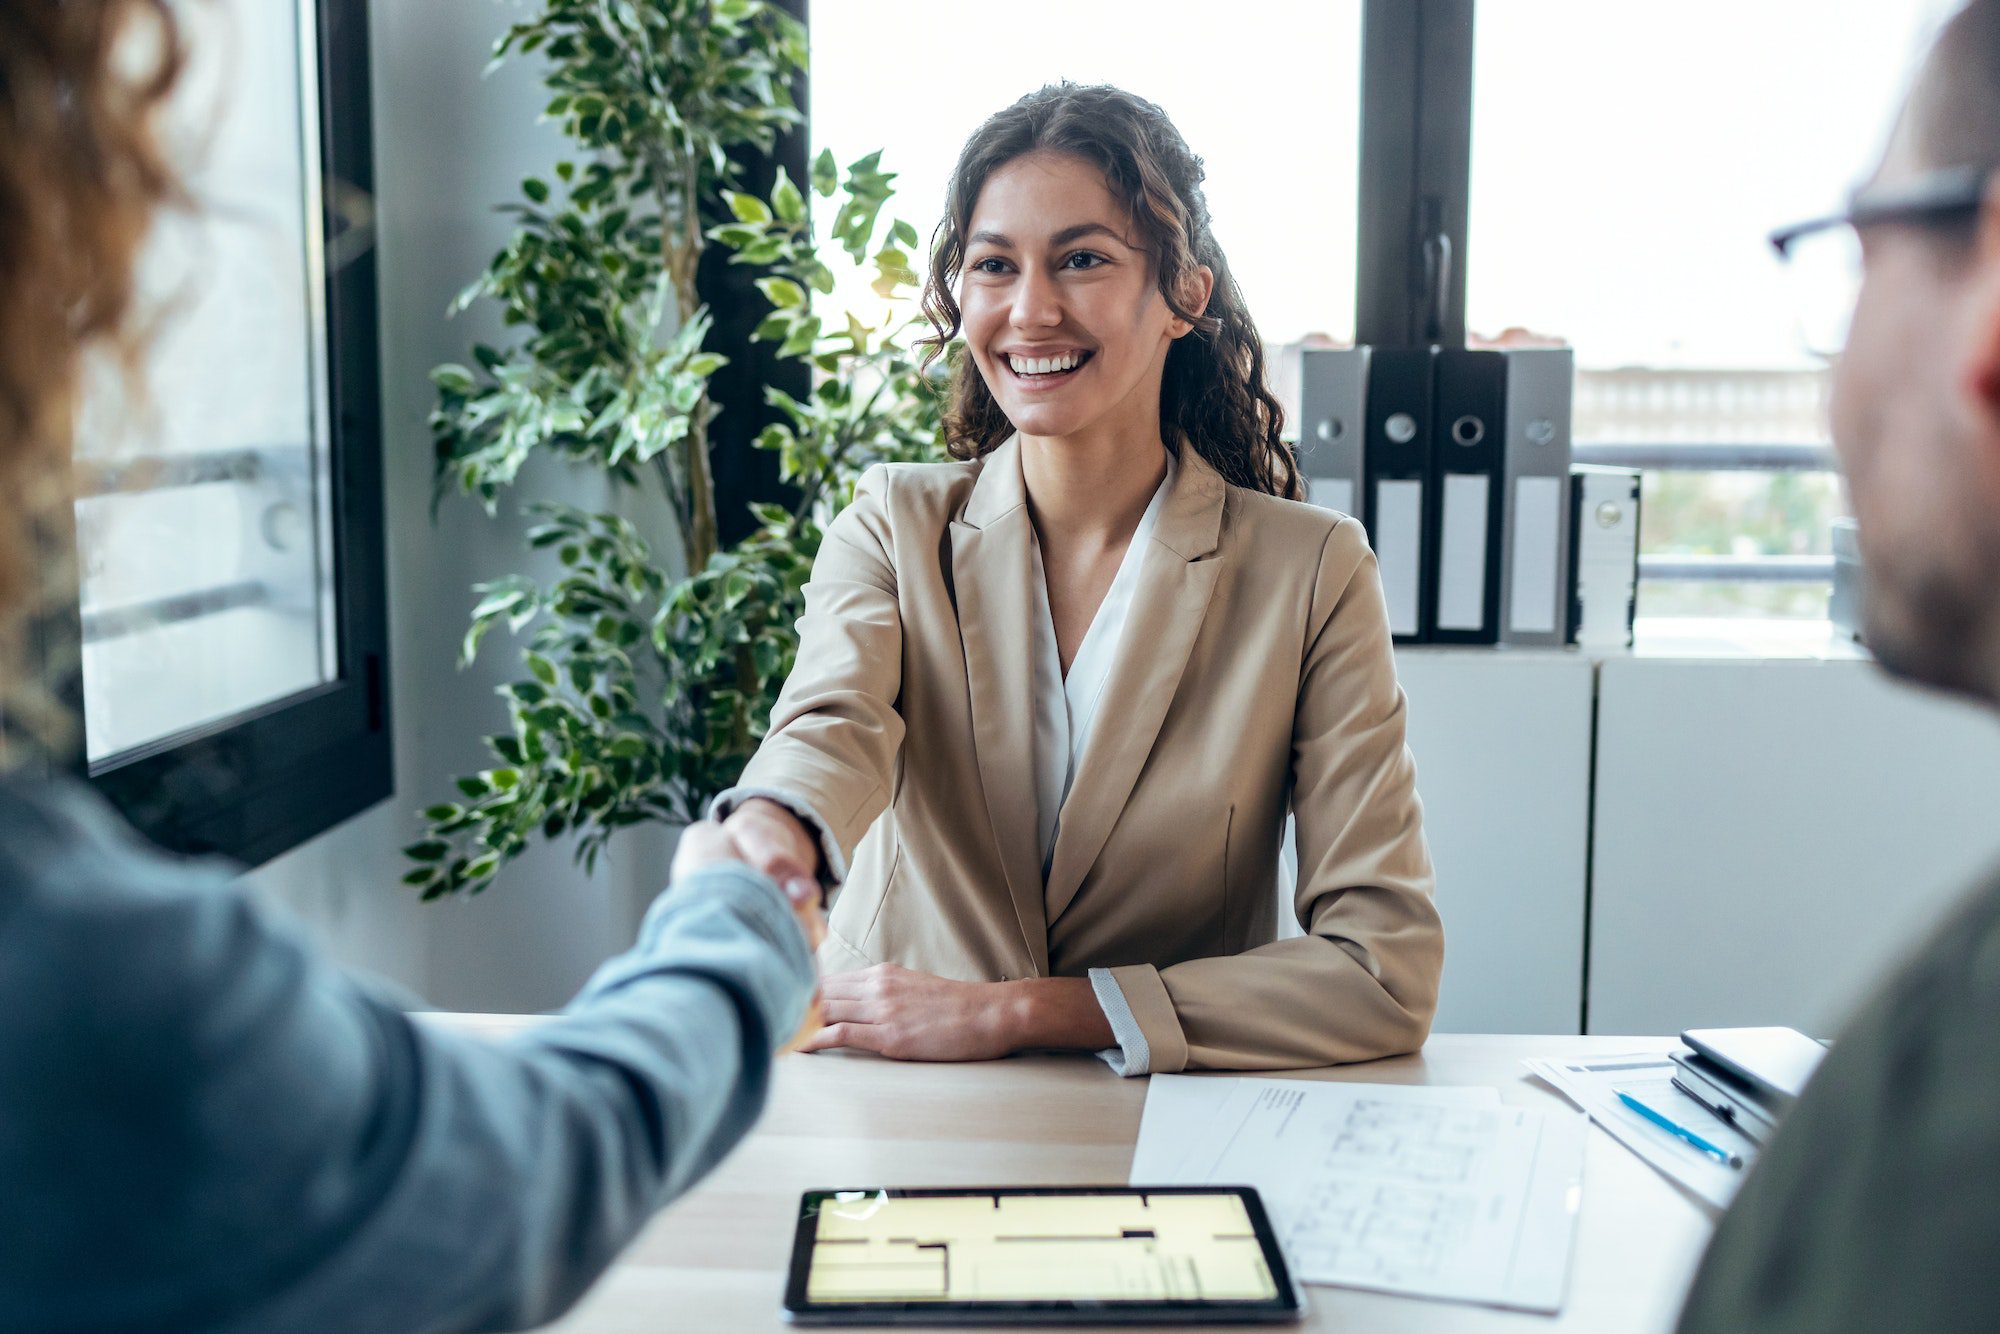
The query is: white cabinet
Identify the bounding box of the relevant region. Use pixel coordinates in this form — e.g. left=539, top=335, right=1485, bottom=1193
left=1394, top=649, right=1596, bottom=1034
left=1587, top=654, right=2000, bottom=1037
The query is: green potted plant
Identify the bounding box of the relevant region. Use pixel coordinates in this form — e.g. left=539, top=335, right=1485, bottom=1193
left=403, top=0, right=945, bottom=899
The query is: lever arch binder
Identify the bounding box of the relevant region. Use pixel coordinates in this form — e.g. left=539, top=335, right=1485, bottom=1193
left=1364, top=347, right=1438, bottom=643
left=1297, top=346, right=1370, bottom=522
left=1428, top=349, right=1506, bottom=644
left=1498, top=349, right=1575, bottom=648
left=1569, top=464, right=1642, bottom=648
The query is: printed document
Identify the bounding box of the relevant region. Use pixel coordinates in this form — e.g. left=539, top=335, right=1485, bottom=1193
left=1131, top=1077, right=1585, bottom=1312
left=1523, top=1053, right=1759, bottom=1210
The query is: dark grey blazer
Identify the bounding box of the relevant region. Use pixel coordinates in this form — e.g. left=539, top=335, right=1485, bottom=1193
left=1679, top=866, right=2000, bottom=1332
left=0, top=777, right=813, bottom=1332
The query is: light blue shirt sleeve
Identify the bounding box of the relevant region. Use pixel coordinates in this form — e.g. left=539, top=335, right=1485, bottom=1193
left=0, top=777, right=815, bottom=1333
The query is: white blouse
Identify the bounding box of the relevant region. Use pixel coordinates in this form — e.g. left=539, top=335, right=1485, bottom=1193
left=1026, top=458, right=1174, bottom=881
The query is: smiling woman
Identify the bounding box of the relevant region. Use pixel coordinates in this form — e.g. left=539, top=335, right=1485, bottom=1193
left=954, top=160, right=1207, bottom=480
left=924, top=86, right=1297, bottom=500
left=710, top=83, right=1443, bottom=1076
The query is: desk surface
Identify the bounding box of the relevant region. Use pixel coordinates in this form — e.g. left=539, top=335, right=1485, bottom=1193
left=440, top=1025, right=1715, bottom=1332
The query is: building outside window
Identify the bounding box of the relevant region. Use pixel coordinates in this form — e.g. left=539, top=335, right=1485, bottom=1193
left=1467, top=0, right=1948, bottom=619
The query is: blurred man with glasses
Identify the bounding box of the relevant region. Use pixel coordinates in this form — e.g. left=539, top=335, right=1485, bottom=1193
left=1679, top=3, right=2000, bottom=1329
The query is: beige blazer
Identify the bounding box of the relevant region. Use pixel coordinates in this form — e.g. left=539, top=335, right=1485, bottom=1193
left=735, top=436, right=1443, bottom=1072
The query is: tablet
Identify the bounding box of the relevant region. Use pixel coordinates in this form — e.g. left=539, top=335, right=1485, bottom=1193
left=782, top=1186, right=1303, bottom=1325
left=1681, top=1026, right=1826, bottom=1110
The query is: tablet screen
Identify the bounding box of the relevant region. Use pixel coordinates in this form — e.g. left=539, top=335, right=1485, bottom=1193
left=784, top=1187, right=1300, bottom=1325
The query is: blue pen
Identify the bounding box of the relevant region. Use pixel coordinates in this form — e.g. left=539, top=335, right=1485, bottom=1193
left=1618, top=1091, right=1745, bottom=1169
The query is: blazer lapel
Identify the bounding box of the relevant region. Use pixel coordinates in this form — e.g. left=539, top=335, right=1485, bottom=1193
left=949, top=437, right=1050, bottom=976
left=1044, top=446, right=1228, bottom=925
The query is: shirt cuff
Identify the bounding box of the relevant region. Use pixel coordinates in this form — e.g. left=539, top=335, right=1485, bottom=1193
left=707, top=785, right=850, bottom=886
left=1089, top=967, right=1152, bottom=1077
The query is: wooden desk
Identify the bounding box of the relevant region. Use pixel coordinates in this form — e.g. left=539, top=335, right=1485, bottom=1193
left=443, top=1025, right=1716, bottom=1331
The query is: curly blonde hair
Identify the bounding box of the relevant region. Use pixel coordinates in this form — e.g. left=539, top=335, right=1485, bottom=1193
left=0, top=0, right=184, bottom=752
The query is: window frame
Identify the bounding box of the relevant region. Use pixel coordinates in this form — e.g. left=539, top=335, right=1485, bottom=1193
left=1357, top=0, right=1475, bottom=349
left=54, top=0, right=392, bottom=867
left=707, top=0, right=812, bottom=547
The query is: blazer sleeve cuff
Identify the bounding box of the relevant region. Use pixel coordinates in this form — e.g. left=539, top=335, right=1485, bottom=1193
left=1093, top=964, right=1189, bottom=1076
left=707, top=785, right=850, bottom=886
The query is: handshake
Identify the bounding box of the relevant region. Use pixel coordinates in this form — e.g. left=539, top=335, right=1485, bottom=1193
left=671, top=797, right=828, bottom=1049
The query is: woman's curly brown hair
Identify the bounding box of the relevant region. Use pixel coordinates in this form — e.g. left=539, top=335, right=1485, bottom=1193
left=0, top=0, right=184, bottom=742
left=919, top=83, right=1300, bottom=500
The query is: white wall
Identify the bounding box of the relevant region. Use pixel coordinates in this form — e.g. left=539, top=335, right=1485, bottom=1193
left=244, top=0, right=675, bottom=1013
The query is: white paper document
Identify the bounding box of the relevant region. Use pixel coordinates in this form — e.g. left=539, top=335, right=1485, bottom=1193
left=1131, top=1075, right=1496, bottom=1183
left=1131, top=1077, right=1585, bottom=1312
left=1523, top=1052, right=1759, bottom=1211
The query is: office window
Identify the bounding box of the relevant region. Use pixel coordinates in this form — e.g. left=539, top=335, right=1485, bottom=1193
left=78, top=0, right=337, bottom=760
left=808, top=0, right=1364, bottom=413
left=65, top=0, right=390, bottom=865
left=1465, top=0, right=1950, bottom=618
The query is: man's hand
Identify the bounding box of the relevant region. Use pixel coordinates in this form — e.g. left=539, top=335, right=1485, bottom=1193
left=717, top=798, right=823, bottom=907
left=799, top=963, right=1022, bottom=1062
left=672, top=820, right=824, bottom=952
left=672, top=819, right=824, bottom=1050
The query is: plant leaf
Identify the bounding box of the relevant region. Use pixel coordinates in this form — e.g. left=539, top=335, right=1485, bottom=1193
left=726, top=190, right=773, bottom=223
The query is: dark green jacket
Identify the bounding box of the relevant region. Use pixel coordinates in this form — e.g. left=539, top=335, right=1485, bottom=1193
left=1679, top=866, right=2000, bottom=1332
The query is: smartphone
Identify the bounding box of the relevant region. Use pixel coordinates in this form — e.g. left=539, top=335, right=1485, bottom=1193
left=1681, top=1026, right=1827, bottom=1111
left=1669, top=1051, right=1779, bottom=1144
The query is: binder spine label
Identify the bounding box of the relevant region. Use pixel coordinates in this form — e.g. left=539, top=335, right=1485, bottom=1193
left=1508, top=476, right=1565, bottom=635
left=1437, top=473, right=1493, bottom=631
left=1375, top=479, right=1425, bottom=638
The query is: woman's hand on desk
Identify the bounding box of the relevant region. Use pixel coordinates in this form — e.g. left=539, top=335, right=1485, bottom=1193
left=800, top=965, right=1018, bottom=1061
left=799, top=966, right=1115, bottom=1061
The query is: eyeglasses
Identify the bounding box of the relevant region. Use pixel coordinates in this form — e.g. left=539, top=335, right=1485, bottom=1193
left=1767, top=165, right=1991, bottom=358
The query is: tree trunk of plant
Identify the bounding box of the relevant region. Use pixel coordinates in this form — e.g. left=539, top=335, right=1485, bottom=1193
left=665, top=152, right=717, bottom=576
left=684, top=407, right=717, bottom=572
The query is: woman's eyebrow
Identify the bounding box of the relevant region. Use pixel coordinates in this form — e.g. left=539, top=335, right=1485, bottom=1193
left=1049, top=221, right=1127, bottom=248
left=966, top=221, right=1129, bottom=250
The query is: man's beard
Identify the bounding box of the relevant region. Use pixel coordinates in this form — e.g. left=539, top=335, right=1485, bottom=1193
left=1863, top=559, right=2000, bottom=706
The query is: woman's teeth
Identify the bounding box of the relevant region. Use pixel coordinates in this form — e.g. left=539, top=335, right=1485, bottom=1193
left=1007, top=351, right=1085, bottom=376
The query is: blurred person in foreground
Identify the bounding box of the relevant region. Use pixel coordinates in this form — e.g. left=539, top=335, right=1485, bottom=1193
left=0, top=4, right=822, bottom=1330
left=1679, top=2, right=2000, bottom=1329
